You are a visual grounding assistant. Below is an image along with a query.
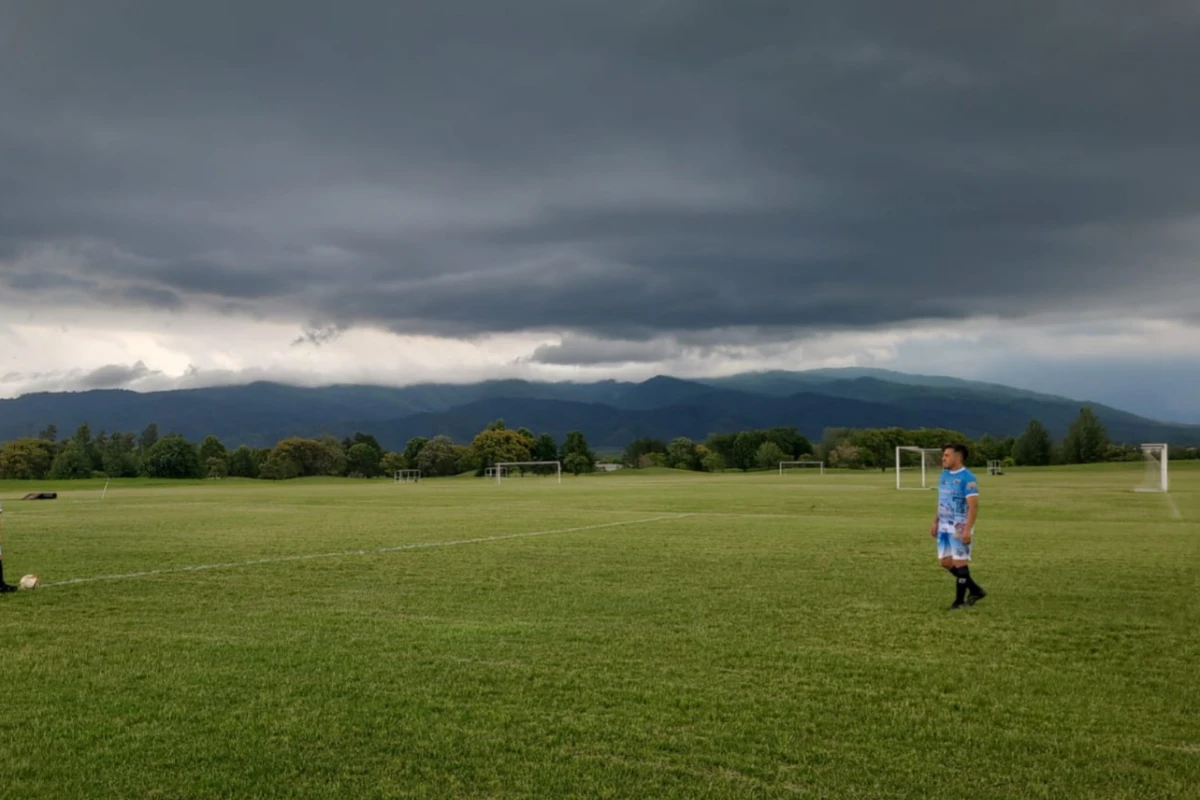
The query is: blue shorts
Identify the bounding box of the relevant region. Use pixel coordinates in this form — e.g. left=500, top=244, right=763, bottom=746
left=937, top=531, right=972, bottom=561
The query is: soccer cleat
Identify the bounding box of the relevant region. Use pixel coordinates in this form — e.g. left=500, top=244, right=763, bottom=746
left=947, top=602, right=965, bottom=611
left=967, top=589, right=987, bottom=606
left=0, top=582, right=16, bottom=594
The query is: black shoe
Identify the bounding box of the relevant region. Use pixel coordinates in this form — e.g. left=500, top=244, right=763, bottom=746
left=967, top=589, right=987, bottom=606
left=947, top=602, right=965, bottom=611
left=0, top=583, right=17, bottom=594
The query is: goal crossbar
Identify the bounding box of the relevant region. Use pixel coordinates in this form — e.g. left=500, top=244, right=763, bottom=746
left=495, top=461, right=562, bottom=484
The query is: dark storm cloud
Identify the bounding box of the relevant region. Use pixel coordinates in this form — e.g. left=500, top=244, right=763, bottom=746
left=2, top=0, right=1199, bottom=341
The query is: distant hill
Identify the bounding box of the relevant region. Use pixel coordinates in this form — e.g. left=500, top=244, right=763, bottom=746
left=1, top=369, right=1197, bottom=450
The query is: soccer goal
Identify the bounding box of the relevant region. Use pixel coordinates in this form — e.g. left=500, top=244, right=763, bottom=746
left=780, top=460, right=824, bottom=476
left=394, top=469, right=421, bottom=483
left=484, top=465, right=509, bottom=479
left=495, top=461, right=562, bottom=484
left=895, top=446, right=941, bottom=490
left=1134, top=443, right=1169, bottom=493
left=987, top=460, right=1004, bottom=476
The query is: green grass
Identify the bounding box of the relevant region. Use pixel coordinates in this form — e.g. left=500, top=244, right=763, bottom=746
left=2, top=464, right=1197, bottom=798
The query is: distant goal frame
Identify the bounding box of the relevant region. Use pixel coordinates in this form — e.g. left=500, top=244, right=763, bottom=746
left=779, top=460, right=824, bottom=476
left=393, top=469, right=421, bottom=483
left=1133, top=443, right=1169, bottom=493
left=494, top=461, right=563, bottom=485
left=895, top=446, right=941, bottom=490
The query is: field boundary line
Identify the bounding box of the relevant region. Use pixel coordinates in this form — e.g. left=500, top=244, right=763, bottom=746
left=42, top=514, right=692, bottom=589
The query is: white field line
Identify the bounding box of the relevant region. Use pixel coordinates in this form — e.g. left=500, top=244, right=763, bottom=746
left=1166, top=493, right=1182, bottom=520
left=42, top=514, right=691, bottom=589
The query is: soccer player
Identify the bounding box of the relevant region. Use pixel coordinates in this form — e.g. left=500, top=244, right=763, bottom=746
left=930, top=443, right=986, bottom=609
left=0, top=501, right=15, bottom=593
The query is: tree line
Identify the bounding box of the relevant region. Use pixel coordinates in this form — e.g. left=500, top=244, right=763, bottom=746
left=0, top=420, right=598, bottom=481
left=0, top=407, right=1194, bottom=482
left=620, top=407, right=1198, bottom=472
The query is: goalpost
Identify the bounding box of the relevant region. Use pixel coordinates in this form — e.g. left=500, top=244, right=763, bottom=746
left=495, top=461, right=562, bottom=485
left=1134, top=443, right=1169, bottom=493
left=895, top=446, right=941, bottom=490
left=779, top=460, right=824, bottom=476
left=987, top=460, right=1003, bottom=476
left=484, top=465, right=509, bottom=479
left=394, top=469, right=421, bottom=483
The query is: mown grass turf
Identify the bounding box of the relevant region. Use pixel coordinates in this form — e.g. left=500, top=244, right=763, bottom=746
left=2, top=464, right=1197, bottom=798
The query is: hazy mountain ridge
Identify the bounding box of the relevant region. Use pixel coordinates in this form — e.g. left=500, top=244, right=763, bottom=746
left=1, top=369, right=1196, bottom=450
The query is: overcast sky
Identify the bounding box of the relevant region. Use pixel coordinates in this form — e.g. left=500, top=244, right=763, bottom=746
left=2, top=1, right=1198, bottom=421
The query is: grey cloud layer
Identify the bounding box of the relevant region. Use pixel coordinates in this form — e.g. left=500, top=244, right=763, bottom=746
left=3, top=0, right=1199, bottom=340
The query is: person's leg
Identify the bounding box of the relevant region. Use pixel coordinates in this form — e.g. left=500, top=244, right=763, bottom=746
left=952, top=538, right=984, bottom=605
left=937, top=534, right=961, bottom=607
left=0, top=551, right=16, bottom=593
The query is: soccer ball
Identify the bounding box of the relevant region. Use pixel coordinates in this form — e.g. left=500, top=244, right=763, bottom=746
left=19, top=574, right=39, bottom=590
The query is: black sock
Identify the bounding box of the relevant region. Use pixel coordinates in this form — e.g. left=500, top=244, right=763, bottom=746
left=960, top=566, right=984, bottom=596
left=0, top=559, right=11, bottom=590
left=952, top=567, right=968, bottom=605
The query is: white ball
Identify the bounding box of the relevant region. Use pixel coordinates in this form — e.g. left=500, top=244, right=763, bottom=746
left=19, top=574, right=39, bottom=590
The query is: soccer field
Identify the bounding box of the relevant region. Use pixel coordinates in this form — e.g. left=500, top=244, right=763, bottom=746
left=2, top=464, right=1197, bottom=798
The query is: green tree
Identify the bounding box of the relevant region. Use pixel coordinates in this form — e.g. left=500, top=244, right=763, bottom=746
left=49, top=441, right=94, bottom=479
left=560, top=430, right=595, bottom=473
left=704, top=434, right=737, bottom=470
left=732, top=430, right=767, bottom=471
left=563, top=452, right=593, bottom=475
left=756, top=441, right=788, bottom=471
left=533, top=433, right=559, bottom=464
left=701, top=451, right=726, bottom=473
left=625, top=437, right=666, bottom=467
left=417, top=436, right=460, bottom=477
left=259, top=451, right=302, bottom=480
left=199, top=435, right=227, bottom=464
left=666, top=437, right=699, bottom=470
left=139, top=423, right=159, bottom=452
left=227, top=445, right=260, bottom=478
left=764, top=427, right=810, bottom=460
left=1062, top=407, right=1109, bottom=464
left=206, top=456, right=229, bottom=479
left=403, top=437, right=429, bottom=466
left=345, top=442, right=383, bottom=477
left=0, top=438, right=55, bottom=479
left=101, top=431, right=139, bottom=478
left=38, top=424, right=58, bottom=443
left=471, top=427, right=533, bottom=476
left=142, top=435, right=203, bottom=479
left=70, top=424, right=101, bottom=471
left=1012, top=419, right=1053, bottom=466
left=380, top=452, right=406, bottom=475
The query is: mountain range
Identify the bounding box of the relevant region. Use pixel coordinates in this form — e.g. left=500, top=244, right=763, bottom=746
left=1, top=368, right=1197, bottom=451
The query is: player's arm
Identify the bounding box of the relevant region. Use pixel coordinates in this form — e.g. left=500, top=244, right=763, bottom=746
left=962, top=494, right=978, bottom=543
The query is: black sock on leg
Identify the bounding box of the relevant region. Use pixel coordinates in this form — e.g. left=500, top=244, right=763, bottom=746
left=951, top=566, right=968, bottom=605
left=0, top=559, right=14, bottom=591
left=960, top=566, right=984, bottom=596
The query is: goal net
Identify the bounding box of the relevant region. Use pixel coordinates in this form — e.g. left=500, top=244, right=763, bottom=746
left=495, top=461, right=562, bottom=484
left=394, top=469, right=421, bottom=483
left=1134, top=443, right=1169, bottom=493
left=780, top=460, right=824, bottom=476
left=895, top=447, right=941, bottom=490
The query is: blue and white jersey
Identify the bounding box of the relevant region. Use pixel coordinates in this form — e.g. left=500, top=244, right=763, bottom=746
left=937, top=468, right=979, bottom=535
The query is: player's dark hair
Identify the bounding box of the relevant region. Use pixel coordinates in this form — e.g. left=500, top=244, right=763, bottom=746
left=943, top=442, right=969, bottom=460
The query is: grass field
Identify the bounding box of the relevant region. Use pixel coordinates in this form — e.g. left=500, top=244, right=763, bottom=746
left=2, top=463, right=1197, bottom=798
